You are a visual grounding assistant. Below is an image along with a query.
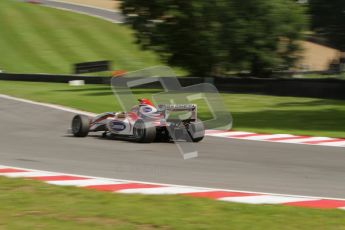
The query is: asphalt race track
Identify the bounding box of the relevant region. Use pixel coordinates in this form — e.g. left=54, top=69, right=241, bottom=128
left=28, top=0, right=124, bottom=23
left=1, top=97, right=345, bottom=199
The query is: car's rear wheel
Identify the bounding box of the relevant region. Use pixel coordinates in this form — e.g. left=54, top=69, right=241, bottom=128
left=187, top=120, right=205, bottom=142
left=71, top=115, right=90, bottom=137
left=133, top=119, right=156, bottom=143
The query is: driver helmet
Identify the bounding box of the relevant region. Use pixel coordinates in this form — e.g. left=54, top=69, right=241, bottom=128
left=138, top=98, right=155, bottom=107
left=138, top=98, right=157, bottom=115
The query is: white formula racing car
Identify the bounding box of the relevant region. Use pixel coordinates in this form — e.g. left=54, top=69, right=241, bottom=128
left=70, top=98, right=205, bottom=143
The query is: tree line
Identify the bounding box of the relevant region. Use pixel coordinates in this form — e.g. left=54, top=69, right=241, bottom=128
left=309, top=0, right=345, bottom=52
left=120, top=0, right=344, bottom=77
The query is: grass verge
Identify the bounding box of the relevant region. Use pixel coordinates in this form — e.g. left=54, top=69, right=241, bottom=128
left=0, top=0, right=167, bottom=75
left=1, top=176, right=345, bottom=229
left=1, top=80, right=345, bottom=138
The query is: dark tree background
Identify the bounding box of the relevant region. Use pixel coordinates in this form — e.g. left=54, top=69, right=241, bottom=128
left=121, top=0, right=307, bottom=77
left=309, top=0, right=345, bottom=52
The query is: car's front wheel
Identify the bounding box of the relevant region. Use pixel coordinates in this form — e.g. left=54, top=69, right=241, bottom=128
left=71, top=115, right=90, bottom=137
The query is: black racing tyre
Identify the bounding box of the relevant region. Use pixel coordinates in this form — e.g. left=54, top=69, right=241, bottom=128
left=71, top=115, right=90, bottom=137
left=187, top=119, right=205, bottom=142
left=133, top=119, right=156, bottom=143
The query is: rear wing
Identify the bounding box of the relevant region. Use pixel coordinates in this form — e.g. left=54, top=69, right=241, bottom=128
left=157, top=104, right=197, bottom=120
left=158, top=104, right=196, bottom=111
